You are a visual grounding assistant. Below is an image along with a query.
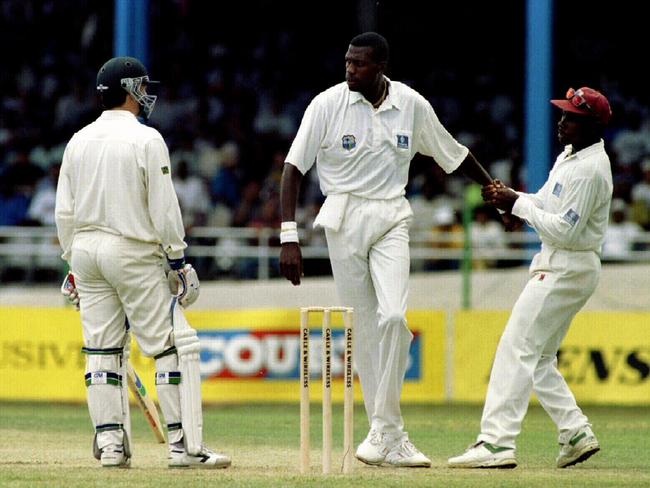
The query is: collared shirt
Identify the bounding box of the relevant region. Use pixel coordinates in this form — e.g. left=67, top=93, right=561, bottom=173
left=512, top=140, right=613, bottom=253
left=55, top=110, right=186, bottom=262
left=286, top=78, right=468, bottom=199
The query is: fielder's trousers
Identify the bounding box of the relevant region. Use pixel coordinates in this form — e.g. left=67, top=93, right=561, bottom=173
left=478, top=246, right=600, bottom=448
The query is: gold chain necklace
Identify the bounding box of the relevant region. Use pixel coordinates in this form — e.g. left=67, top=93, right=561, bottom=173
left=373, top=79, right=387, bottom=109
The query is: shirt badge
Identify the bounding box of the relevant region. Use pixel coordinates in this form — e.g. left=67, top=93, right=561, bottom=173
left=562, top=208, right=580, bottom=227
left=342, top=134, right=356, bottom=151
left=396, top=134, right=409, bottom=149
left=161, top=166, right=170, bottom=175
left=552, top=182, right=563, bottom=197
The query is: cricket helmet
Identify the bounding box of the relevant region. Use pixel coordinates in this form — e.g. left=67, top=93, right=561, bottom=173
left=96, top=56, right=158, bottom=119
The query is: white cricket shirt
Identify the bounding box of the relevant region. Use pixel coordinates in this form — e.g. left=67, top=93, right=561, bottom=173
left=286, top=78, right=468, bottom=199
left=512, top=140, right=613, bottom=253
left=55, top=110, right=187, bottom=262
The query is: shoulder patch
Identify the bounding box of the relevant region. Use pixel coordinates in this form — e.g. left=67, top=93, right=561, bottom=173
left=562, top=208, right=580, bottom=227
left=552, top=182, right=563, bottom=197
left=161, top=166, right=169, bottom=175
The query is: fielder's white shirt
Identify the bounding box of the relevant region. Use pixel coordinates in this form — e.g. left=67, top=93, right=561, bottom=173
left=55, top=110, right=187, bottom=262
left=286, top=78, right=468, bottom=199
left=512, top=140, right=613, bottom=253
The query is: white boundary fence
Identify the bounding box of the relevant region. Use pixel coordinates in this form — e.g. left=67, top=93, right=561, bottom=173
left=1, top=226, right=649, bottom=281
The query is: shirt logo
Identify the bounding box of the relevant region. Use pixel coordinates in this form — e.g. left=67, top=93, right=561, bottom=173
left=396, top=134, right=409, bottom=149
left=562, top=208, right=580, bottom=227
left=552, top=182, right=563, bottom=197
left=161, top=166, right=170, bottom=175
left=342, top=135, right=356, bottom=150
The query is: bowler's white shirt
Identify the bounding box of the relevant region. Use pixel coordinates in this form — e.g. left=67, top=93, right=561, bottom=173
left=512, top=140, right=613, bottom=253
left=286, top=79, right=468, bottom=199
left=55, top=110, right=187, bottom=262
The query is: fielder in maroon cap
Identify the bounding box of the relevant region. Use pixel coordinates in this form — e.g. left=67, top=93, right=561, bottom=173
left=450, top=86, right=613, bottom=469
left=551, top=86, right=612, bottom=125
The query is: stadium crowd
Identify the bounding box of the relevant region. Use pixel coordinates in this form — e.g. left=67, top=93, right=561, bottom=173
left=1, top=1, right=649, bottom=280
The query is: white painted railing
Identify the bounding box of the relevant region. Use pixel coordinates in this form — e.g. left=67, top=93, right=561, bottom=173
left=0, top=226, right=649, bottom=281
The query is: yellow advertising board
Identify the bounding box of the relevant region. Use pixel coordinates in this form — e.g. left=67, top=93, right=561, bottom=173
left=453, top=311, right=650, bottom=405
left=0, top=308, right=445, bottom=404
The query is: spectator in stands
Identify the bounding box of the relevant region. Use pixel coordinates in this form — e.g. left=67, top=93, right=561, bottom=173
left=1, top=1, right=649, bottom=284
left=602, top=198, right=644, bottom=261
left=254, top=94, right=296, bottom=139
left=631, top=157, right=650, bottom=228
left=54, top=80, right=94, bottom=131
left=429, top=207, right=464, bottom=271
left=409, top=171, right=459, bottom=271
left=232, top=180, right=261, bottom=227
left=471, top=205, right=506, bottom=269
left=2, top=150, right=43, bottom=194
left=210, top=141, right=241, bottom=210
left=26, top=163, right=60, bottom=226
left=0, top=184, right=31, bottom=226
left=0, top=150, right=43, bottom=225
left=172, top=160, right=210, bottom=229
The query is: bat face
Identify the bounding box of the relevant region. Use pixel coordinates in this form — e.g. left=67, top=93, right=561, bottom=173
left=133, top=373, right=147, bottom=397
left=127, top=363, right=166, bottom=443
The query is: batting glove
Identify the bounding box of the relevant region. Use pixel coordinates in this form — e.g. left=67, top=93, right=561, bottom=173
left=61, top=271, right=80, bottom=310
left=167, top=263, right=200, bottom=308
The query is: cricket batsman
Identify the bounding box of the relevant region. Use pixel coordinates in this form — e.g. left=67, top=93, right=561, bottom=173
left=55, top=56, right=230, bottom=469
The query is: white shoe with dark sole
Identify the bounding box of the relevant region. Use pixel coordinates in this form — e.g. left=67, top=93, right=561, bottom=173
left=448, top=441, right=517, bottom=469
left=557, top=426, right=600, bottom=468
left=168, top=444, right=231, bottom=469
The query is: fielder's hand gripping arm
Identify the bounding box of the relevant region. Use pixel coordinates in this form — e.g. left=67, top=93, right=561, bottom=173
left=481, top=180, right=525, bottom=232
left=279, top=163, right=304, bottom=286
left=457, top=152, right=524, bottom=232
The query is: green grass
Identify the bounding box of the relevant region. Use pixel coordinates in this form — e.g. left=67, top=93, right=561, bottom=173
left=1, top=402, right=649, bottom=487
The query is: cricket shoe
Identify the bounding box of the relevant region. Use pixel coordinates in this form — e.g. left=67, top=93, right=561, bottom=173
left=385, top=439, right=431, bottom=467
left=448, top=441, right=517, bottom=469
left=168, top=442, right=231, bottom=469
left=556, top=425, right=600, bottom=468
left=100, top=444, right=130, bottom=468
left=355, top=429, right=392, bottom=466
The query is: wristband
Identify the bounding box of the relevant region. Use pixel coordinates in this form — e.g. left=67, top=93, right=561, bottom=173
left=280, top=221, right=299, bottom=244
left=167, top=257, right=186, bottom=270
left=281, top=221, right=297, bottom=231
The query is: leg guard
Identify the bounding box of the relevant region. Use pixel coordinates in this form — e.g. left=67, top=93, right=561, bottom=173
left=155, top=349, right=183, bottom=444
left=83, top=348, right=131, bottom=460
left=122, top=339, right=133, bottom=453
left=171, top=301, right=204, bottom=456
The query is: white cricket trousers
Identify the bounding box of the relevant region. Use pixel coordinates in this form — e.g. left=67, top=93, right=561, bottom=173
left=478, top=247, right=601, bottom=448
left=325, top=195, right=413, bottom=438
left=70, top=231, right=174, bottom=356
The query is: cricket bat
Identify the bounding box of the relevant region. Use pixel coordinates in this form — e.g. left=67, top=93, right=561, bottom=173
left=126, top=362, right=166, bottom=444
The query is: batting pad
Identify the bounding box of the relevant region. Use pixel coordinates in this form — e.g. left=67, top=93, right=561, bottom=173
left=155, top=352, right=183, bottom=444
left=171, top=300, right=204, bottom=455
left=86, top=352, right=131, bottom=459
left=121, top=341, right=132, bottom=457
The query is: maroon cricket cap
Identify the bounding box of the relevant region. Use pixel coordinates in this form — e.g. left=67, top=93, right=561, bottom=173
left=550, top=87, right=612, bottom=125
